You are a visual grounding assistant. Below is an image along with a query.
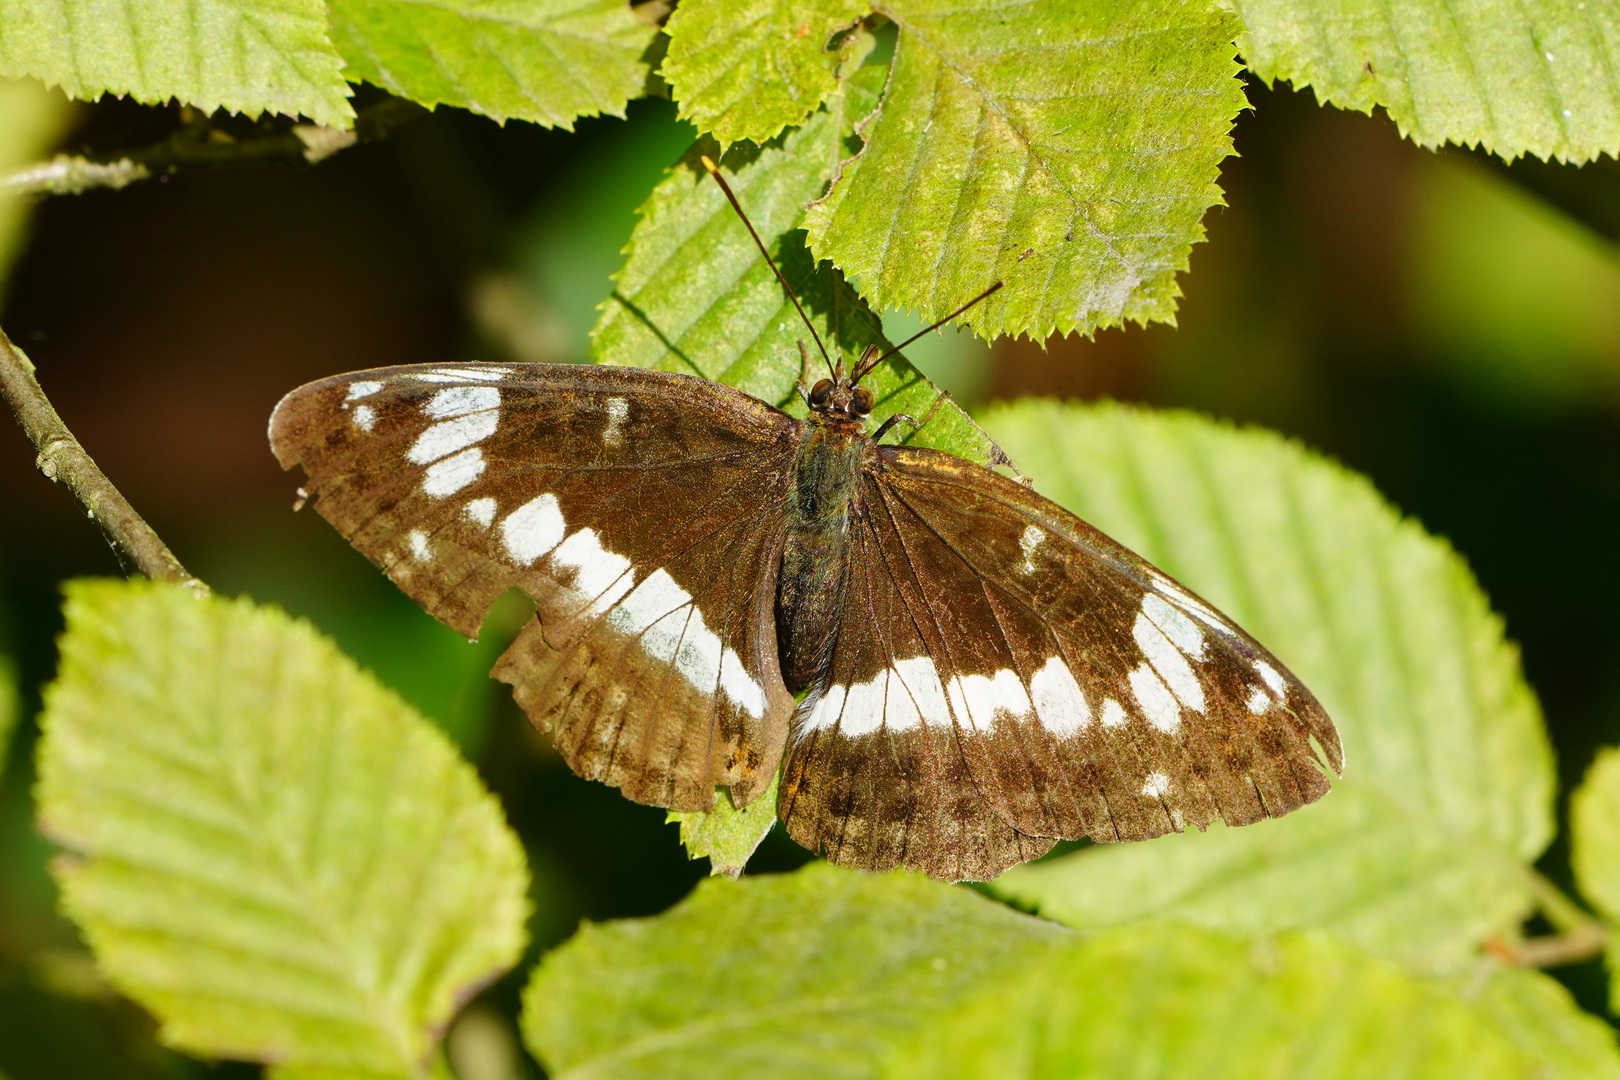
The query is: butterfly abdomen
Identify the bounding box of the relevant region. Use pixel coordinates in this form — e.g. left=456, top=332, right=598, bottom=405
left=777, top=423, right=868, bottom=693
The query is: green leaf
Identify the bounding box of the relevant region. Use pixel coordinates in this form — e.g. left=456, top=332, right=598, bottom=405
left=521, top=865, right=1606, bottom=1080
left=803, top=0, right=1245, bottom=340
left=0, top=77, right=68, bottom=288
left=1571, top=746, right=1620, bottom=1008
left=1459, top=964, right=1620, bottom=1080
left=520, top=864, right=1064, bottom=1078
left=327, top=0, right=656, bottom=128
left=1571, top=747, right=1620, bottom=918
left=37, top=580, right=530, bottom=1077
left=666, top=772, right=780, bottom=878
left=983, top=400, right=1553, bottom=972
left=0, top=0, right=352, bottom=126
left=592, top=63, right=1002, bottom=468
left=662, top=0, right=867, bottom=146
left=1236, top=0, right=1620, bottom=163
left=887, top=926, right=1590, bottom=1080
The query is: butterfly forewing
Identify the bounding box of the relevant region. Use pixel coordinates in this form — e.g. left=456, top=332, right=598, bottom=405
left=269, top=363, right=801, bottom=811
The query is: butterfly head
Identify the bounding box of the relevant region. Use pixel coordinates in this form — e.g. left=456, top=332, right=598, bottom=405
left=805, top=343, right=884, bottom=428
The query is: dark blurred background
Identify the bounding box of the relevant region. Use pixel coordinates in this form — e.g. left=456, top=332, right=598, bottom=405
left=2, top=77, right=1618, bottom=1077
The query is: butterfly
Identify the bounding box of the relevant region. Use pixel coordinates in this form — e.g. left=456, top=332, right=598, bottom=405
left=269, top=162, right=1341, bottom=883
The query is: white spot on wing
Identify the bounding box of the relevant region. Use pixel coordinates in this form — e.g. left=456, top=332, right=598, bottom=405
left=463, top=497, right=496, bottom=528
left=345, top=380, right=383, bottom=401
left=608, top=568, right=691, bottom=634
left=1128, top=663, right=1182, bottom=733
left=407, top=411, right=499, bottom=465
left=425, top=385, right=500, bottom=419
left=1255, top=659, right=1288, bottom=698
left=839, top=671, right=889, bottom=737
left=422, top=447, right=485, bottom=497
left=501, top=493, right=565, bottom=565
left=892, top=656, right=952, bottom=730
left=1142, top=593, right=1205, bottom=659
left=801, top=683, right=847, bottom=736
left=1018, top=525, right=1044, bottom=574
left=632, top=598, right=764, bottom=718
left=799, top=656, right=952, bottom=738
left=1029, top=655, right=1089, bottom=736
left=550, top=527, right=634, bottom=619
left=1101, top=698, right=1127, bottom=728
left=407, top=529, right=430, bottom=560
left=453, top=367, right=509, bottom=381
left=603, top=397, right=629, bottom=447
left=719, top=648, right=766, bottom=717
left=1134, top=610, right=1205, bottom=713
left=352, top=403, right=376, bottom=433
left=1246, top=686, right=1271, bottom=714
left=946, top=669, right=1033, bottom=732
left=1142, top=771, right=1171, bottom=798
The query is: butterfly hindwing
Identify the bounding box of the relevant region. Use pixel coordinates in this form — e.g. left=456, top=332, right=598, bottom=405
left=780, top=513, right=1058, bottom=881
left=269, top=363, right=801, bottom=811
left=782, top=444, right=1341, bottom=877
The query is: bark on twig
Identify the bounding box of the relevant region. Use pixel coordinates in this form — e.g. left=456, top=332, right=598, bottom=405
left=0, top=328, right=207, bottom=594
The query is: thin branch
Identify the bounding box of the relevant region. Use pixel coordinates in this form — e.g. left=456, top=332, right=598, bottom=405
left=0, top=327, right=207, bottom=595
left=1484, top=870, right=1610, bottom=969
left=1487, top=924, right=1607, bottom=969
left=1, top=97, right=426, bottom=197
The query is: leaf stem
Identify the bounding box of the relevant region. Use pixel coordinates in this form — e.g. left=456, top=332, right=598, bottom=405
left=0, top=327, right=207, bottom=594
left=1487, top=870, right=1610, bottom=968
left=0, top=98, right=426, bottom=197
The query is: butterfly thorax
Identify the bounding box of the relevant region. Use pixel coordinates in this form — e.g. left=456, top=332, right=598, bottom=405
left=776, top=396, right=871, bottom=693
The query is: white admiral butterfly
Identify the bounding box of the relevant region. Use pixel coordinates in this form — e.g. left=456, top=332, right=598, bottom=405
left=269, top=159, right=1340, bottom=881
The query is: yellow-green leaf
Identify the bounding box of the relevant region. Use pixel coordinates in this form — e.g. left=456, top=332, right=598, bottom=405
left=1237, top=0, right=1620, bottom=163
left=37, top=580, right=530, bottom=1077
left=0, top=0, right=351, bottom=125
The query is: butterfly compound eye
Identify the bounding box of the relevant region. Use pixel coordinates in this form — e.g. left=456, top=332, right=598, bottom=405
left=809, top=379, right=833, bottom=406
left=851, top=386, right=874, bottom=415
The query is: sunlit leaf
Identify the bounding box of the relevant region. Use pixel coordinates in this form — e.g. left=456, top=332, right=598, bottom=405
left=662, top=0, right=867, bottom=146
left=37, top=580, right=530, bottom=1077
left=520, top=864, right=1599, bottom=1079
left=328, top=0, right=656, bottom=128
left=520, top=864, right=1062, bottom=1078
left=1237, top=0, right=1620, bottom=163
left=0, top=0, right=351, bottom=126
left=887, top=928, right=1538, bottom=1080
left=591, top=61, right=1002, bottom=467
left=1460, top=964, right=1620, bottom=1080
left=985, top=401, right=1552, bottom=972
left=803, top=0, right=1245, bottom=340
left=666, top=772, right=780, bottom=878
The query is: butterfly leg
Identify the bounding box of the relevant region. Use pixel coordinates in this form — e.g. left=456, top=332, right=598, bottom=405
left=795, top=340, right=815, bottom=408
left=873, top=389, right=1031, bottom=484
left=871, top=386, right=954, bottom=444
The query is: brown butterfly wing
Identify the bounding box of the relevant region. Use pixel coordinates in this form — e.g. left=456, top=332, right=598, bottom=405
left=269, top=363, right=801, bottom=810
left=779, top=507, right=1058, bottom=881
left=782, top=443, right=1340, bottom=879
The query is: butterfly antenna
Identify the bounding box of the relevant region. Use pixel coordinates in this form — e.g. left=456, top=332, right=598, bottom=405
left=854, top=281, right=1005, bottom=382
left=700, top=155, right=835, bottom=377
